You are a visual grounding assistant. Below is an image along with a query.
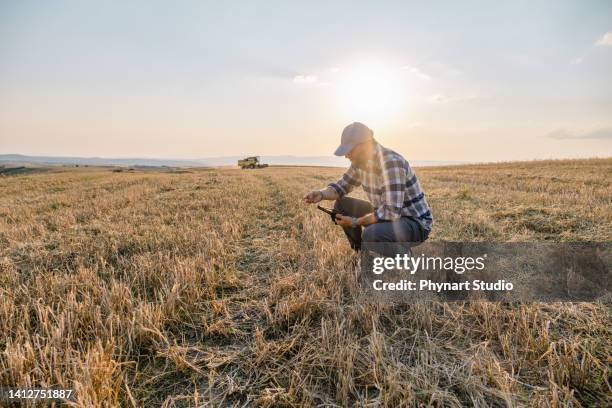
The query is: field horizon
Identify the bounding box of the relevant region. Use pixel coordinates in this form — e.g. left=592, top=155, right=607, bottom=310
left=3, top=153, right=611, bottom=172
left=1, top=157, right=610, bottom=406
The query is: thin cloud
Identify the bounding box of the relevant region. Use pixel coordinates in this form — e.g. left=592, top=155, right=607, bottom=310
left=595, top=32, right=612, bottom=46
left=293, top=74, right=318, bottom=84
left=426, top=62, right=463, bottom=77
left=402, top=65, right=432, bottom=81
left=427, top=93, right=483, bottom=104
left=571, top=56, right=584, bottom=65
left=546, top=127, right=612, bottom=140
left=428, top=94, right=450, bottom=104
left=570, top=31, right=611, bottom=64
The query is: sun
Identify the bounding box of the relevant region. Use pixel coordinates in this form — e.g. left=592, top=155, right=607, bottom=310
left=335, top=62, right=404, bottom=128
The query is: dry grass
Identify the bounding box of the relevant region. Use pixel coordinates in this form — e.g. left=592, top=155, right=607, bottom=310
left=0, top=158, right=610, bottom=407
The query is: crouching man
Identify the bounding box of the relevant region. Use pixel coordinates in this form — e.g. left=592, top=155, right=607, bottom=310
left=303, top=122, right=432, bottom=251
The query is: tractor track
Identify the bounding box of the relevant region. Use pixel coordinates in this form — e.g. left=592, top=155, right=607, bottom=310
left=189, top=172, right=302, bottom=405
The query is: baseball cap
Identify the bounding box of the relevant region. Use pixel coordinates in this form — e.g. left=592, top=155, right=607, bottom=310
left=334, top=122, right=374, bottom=156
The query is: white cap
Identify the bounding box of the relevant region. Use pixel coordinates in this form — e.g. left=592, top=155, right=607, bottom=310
left=334, top=122, right=374, bottom=156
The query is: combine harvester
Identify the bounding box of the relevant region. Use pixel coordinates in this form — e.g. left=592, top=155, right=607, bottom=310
left=238, top=156, right=269, bottom=169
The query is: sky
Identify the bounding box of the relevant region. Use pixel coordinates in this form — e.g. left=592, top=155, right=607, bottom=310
left=1, top=0, right=611, bottom=162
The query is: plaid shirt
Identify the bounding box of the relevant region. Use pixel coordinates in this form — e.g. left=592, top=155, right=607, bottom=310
left=328, top=143, right=433, bottom=230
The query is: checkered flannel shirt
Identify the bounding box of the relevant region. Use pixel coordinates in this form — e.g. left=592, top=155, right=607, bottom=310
left=328, top=143, right=433, bottom=230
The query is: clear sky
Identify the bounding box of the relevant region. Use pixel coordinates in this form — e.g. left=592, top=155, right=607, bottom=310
left=1, top=1, right=611, bottom=162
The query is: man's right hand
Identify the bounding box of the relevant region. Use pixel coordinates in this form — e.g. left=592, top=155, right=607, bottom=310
left=303, top=190, right=323, bottom=204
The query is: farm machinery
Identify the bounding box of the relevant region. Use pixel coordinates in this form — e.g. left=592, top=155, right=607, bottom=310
left=238, top=156, right=268, bottom=169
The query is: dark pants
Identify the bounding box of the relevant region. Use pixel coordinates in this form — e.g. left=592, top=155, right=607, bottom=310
left=333, top=196, right=429, bottom=252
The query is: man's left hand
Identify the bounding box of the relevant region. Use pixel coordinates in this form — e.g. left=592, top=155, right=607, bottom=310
left=335, top=215, right=355, bottom=228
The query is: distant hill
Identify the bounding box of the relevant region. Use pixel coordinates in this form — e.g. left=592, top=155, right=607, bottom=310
left=0, top=154, right=204, bottom=168
left=0, top=154, right=468, bottom=168
left=0, top=165, right=50, bottom=176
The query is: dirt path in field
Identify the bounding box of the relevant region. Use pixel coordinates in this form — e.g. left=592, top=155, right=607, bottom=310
left=235, top=174, right=293, bottom=281
left=147, top=172, right=302, bottom=405
left=187, top=172, right=302, bottom=404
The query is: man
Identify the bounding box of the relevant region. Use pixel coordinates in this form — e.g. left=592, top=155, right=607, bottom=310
left=303, top=122, right=432, bottom=251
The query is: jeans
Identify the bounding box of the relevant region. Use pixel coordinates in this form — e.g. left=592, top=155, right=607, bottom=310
left=333, top=196, right=430, bottom=252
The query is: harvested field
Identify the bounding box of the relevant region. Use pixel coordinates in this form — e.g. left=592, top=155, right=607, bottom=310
left=0, top=158, right=610, bottom=407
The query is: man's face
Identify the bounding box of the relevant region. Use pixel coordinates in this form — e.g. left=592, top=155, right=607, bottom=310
left=345, top=142, right=369, bottom=169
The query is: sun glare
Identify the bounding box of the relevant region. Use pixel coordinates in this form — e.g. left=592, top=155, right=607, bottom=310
left=335, top=62, right=404, bottom=128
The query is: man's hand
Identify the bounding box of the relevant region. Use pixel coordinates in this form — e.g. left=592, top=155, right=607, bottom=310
left=357, top=213, right=378, bottom=227
left=303, top=190, right=323, bottom=204
left=335, top=213, right=377, bottom=228
left=334, top=214, right=354, bottom=228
